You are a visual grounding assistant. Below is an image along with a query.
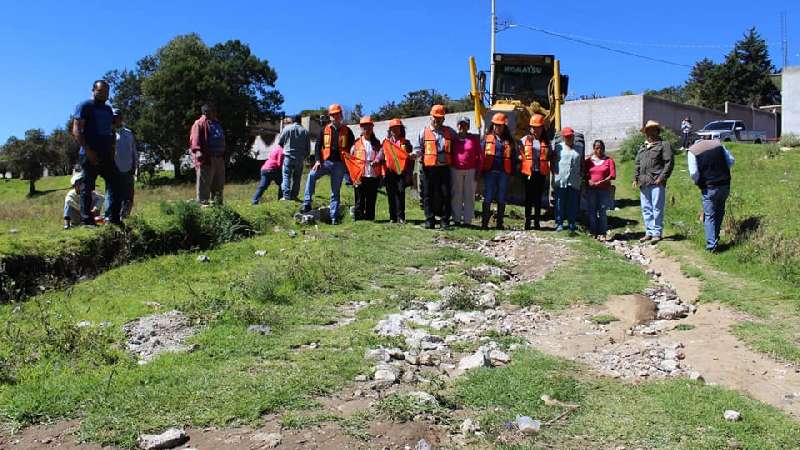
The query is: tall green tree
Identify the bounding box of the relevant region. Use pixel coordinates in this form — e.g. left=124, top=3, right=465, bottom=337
left=107, top=34, right=283, bottom=177
left=372, top=89, right=472, bottom=121
left=47, top=125, right=80, bottom=175
left=1, top=129, right=60, bottom=195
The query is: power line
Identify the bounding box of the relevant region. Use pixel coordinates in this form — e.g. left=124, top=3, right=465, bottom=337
left=507, top=24, right=695, bottom=68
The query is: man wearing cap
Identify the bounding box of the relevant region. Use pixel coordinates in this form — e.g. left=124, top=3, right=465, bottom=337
left=190, top=103, right=226, bottom=206
left=450, top=116, right=481, bottom=226
left=687, top=138, right=735, bottom=252
left=301, top=103, right=354, bottom=224
left=413, top=104, right=457, bottom=229
left=553, top=127, right=582, bottom=233
left=633, top=120, right=674, bottom=242
left=63, top=172, right=104, bottom=229
left=519, top=113, right=551, bottom=230
left=382, top=118, right=414, bottom=224
left=71, top=79, right=123, bottom=225
left=106, top=109, right=137, bottom=219
left=277, top=115, right=311, bottom=200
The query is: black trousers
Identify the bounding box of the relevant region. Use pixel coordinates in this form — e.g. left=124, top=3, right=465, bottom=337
left=384, top=171, right=406, bottom=222
left=524, top=172, right=547, bottom=223
left=354, top=177, right=379, bottom=220
left=421, top=165, right=451, bottom=223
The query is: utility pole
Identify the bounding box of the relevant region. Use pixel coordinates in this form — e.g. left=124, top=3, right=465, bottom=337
left=781, top=12, right=789, bottom=69
left=489, top=0, right=496, bottom=102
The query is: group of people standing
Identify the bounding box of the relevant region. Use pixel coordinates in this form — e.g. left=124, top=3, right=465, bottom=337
left=65, top=80, right=137, bottom=228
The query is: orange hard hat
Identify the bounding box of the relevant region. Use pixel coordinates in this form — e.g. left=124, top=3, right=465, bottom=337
left=561, top=127, right=575, bottom=137
left=491, top=113, right=507, bottom=125
left=430, top=104, right=446, bottom=118
left=388, top=118, right=403, bottom=128
left=328, top=103, right=343, bottom=115
left=529, top=113, right=545, bottom=127
left=359, top=116, right=373, bottom=125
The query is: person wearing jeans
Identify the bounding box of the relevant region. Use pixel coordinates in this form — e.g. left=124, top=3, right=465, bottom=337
left=687, top=139, right=734, bottom=251
left=519, top=113, right=551, bottom=230
left=71, top=80, right=122, bottom=225
left=450, top=117, right=481, bottom=226
left=480, top=113, right=515, bottom=230
left=584, top=139, right=616, bottom=239
left=301, top=104, right=354, bottom=224
left=277, top=116, right=310, bottom=200
left=190, top=103, right=226, bottom=206
left=633, top=120, right=674, bottom=242
left=252, top=145, right=284, bottom=204
left=553, top=127, right=582, bottom=233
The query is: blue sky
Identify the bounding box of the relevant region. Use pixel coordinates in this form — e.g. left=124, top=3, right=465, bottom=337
left=0, top=0, right=796, bottom=142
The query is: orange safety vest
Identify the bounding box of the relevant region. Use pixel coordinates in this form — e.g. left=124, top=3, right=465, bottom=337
left=520, top=135, right=550, bottom=177
left=481, top=134, right=513, bottom=174
left=423, top=126, right=452, bottom=167
left=353, top=137, right=383, bottom=178
left=382, top=138, right=410, bottom=174
left=322, top=124, right=350, bottom=161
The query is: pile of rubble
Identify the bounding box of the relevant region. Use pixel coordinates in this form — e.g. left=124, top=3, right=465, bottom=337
left=294, top=206, right=338, bottom=226
left=578, top=340, right=697, bottom=379
left=122, top=310, right=197, bottom=364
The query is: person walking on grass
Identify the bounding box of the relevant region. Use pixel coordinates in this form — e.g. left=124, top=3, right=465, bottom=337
left=350, top=116, right=382, bottom=221
left=71, top=80, right=123, bottom=226
left=553, top=127, right=582, bottom=233
left=104, top=109, right=137, bottom=220
left=450, top=117, right=481, bottom=227
left=681, top=116, right=692, bottom=150
left=633, top=120, right=674, bottom=243
left=480, top=113, right=515, bottom=230
left=413, top=104, right=456, bottom=230
left=277, top=115, right=310, bottom=200
left=252, top=144, right=284, bottom=204
left=300, top=104, right=354, bottom=225
left=519, top=113, right=551, bottom=230
left=382, top=118, right=413, bottom=224
left=687, top=138, right=734, bottom=252
left=190, top=103, right=226, bottom=206
left=584, top=139, right=616, bottom=240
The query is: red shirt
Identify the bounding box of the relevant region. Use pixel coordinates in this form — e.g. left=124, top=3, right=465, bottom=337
left=585, top=157, right=616, bottom=189
left=260, top=145, right=284, bottom=171
left=451, top=133, right=482, bottom=170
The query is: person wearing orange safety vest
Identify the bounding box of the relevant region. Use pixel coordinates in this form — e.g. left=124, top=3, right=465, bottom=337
left=382, top=118, right=414, bottom=223
left=518, top=113, right=551, bottom=230
left=412, top=105, right=457, bottom=229
left=351, top=116, right=383, bottom=221
left=300, top=103, right=355, bottom=225
left=480, top=113, right=516, bottom=230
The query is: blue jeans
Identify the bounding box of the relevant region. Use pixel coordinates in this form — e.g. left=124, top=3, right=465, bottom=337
left=586, top=188, right=612, bottom=235
left=80, top=153, right=121, bottom=224
left=556, top=187, right=579, bottom=231
left=639, top=184, right=666, bottom=237
left=252, top=169, right=282, bottom=204
left=281, top=156, right=304, bottom=200
left=105, top=170, right=135, bottom=219
left=483, top=170, right=509, bottom=205
left=302, top=160, right=346, bottom=219
left=701, top=184, right=729, bottom=250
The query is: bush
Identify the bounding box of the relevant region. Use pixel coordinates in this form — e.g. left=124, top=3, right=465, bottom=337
left=160, top=201, right=253, bottom=249
left=618, top=127, right=681, bottom=162
left=780, top=133, right=800, bottom=148
left=764, top=143, right=781, bottom=159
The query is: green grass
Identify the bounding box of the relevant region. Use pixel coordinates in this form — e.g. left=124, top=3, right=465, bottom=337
left=613, top=144, right=800, bottom=362
left=589, top=314, right=619, bottom=325
left=453, top=350, right=800, bottom=449
left=509, top=237, right=650, bottom=310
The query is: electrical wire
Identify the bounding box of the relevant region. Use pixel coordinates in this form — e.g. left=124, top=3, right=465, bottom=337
left=507, top=24, right=694, bottom=68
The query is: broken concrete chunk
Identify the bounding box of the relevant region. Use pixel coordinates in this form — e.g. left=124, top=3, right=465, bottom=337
left=137, top=428, right=188, bottom=450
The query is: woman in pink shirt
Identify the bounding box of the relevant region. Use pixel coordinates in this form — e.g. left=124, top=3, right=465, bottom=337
left=252, top=144, right=284, bottom=204
left=450, top=117, right=482, bottom=226
left=584, top=139, right=616, bottom=239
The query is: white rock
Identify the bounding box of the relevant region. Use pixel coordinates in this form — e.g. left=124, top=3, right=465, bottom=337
left=461, top=418, right=480, bottom=434
left=478, top=292, right=498, bottom=308
left=137, top=428, right=188, bottom=450
left=688, top=371, right=705, bottom=383
left=365, top=348, right=392, bottom=362
left=657, top=302, right=690, bottom=320
left=416, top=438, right=432, bottom=450
left=374, top=365, right=398, bottom=383
left=425, top=301, right=443, bottom=312
left=196, top=255, right=210, bottom=263
left=454, top=351, right=488, bottom=375
left=488, top=349, right=511, bottom=366
left=251, top=432, right=282, bottom=448
left=254, top=250, right=267, bottom=257
left=724, top=410, right=742, bottom=421
left=247, top=325, right=271, bottom=335
left=453, top=311, right=485, bottom=325
left=515, top=416, right=541, bottom=434
left=659, top=359, right=679, bottom=372
left=407, top=391, right=439, bottom=406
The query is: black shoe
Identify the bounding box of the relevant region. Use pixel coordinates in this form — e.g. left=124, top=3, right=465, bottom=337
left=424, top=220, right=435, bottom=229
left=524, top=219, right=532, bottom=231
left=496, top=203, right=506, bottom=230
left=481, top=203, right=491, bottom=229
left=440, top=219, right=450, bottom=230
left=534, top=220, right=541, bottom=230
left=299, top=204, right=311, bottom=214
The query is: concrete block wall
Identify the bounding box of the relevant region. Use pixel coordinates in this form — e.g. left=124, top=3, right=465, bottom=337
left=561, top=95, right=643, bottom=149
left=782, top=67, right=800, bottom=136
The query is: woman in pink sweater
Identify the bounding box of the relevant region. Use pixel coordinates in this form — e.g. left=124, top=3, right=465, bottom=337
left=252, top=145, right=284, bottom=204
left=584, top=139, right=616, bottom=239
left=450, top=117, right=482, bottom=226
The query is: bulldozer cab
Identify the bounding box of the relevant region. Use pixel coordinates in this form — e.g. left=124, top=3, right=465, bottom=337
left=492, top=53, right=566, bottom=109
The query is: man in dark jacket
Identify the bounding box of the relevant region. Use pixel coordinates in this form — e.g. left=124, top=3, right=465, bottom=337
left=633, top=120, right=674, bottom=242
left=687, top=139, right=735, bottom=252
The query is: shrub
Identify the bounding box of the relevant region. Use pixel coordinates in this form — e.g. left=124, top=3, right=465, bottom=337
left=780, top=133, right=800, bottom=148
left=617, top=127, right=681, bottom=162
left=764, top=143, right=781, bottom=159
left=160, top=201, right=253, bottom=249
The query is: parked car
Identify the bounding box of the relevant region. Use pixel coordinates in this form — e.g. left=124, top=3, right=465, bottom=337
left=696, top=120, right=766, bottom=143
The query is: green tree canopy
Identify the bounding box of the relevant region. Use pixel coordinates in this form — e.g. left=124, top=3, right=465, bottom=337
left=1, top=129, right=60, bottom=195
left=372, top=89, right=472, bottom=121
